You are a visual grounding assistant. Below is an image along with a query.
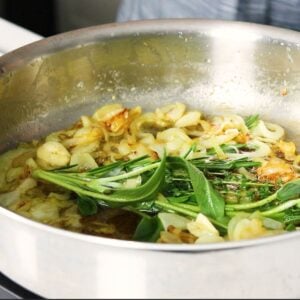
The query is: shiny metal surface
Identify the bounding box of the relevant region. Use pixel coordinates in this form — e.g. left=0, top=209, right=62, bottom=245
left=0, top=20, right=300, bottom=298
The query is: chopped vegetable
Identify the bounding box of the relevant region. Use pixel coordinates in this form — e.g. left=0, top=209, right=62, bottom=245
left=1, top=102, right=300, bottom=244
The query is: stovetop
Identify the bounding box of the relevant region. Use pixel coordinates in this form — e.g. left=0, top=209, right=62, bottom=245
left=0, top=273, right=42, bottom=299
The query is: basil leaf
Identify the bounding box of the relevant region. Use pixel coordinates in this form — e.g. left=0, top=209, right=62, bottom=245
left=77, top=196, right=98, bottom=216
left=184, top=159, right=225, bottom=220
left=277, top=179, right=300, bottom=201
left=133, top=216, right=162, bottom=242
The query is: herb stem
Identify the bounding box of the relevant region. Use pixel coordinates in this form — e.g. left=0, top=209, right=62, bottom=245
left=172, top=202, right=201, bottom=213
left=33, top=170, right=113, bottom=200
left=33, top=154, right=165, bottom=204
left=183, top=143, right=197, bottom=159
left=225, top=211, right=239, bottom=217
left=220, top=181, right=273, bottom=187
left=261, top=199, right=300, bottom=217
left=94, top=162, right=160, bottom=184
left=155, top=200, right=228, bottom=230
left=225, top=193, right=277, bottom=211
left=155, top=200, right=198, bottom=218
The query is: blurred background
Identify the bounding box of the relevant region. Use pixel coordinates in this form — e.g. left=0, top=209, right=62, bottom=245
left=0, top=0, right=300, bottom=39
left=0, top=0, right=121, bottom=36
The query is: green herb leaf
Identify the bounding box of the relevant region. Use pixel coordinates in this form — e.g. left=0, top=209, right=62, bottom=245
left=277, top=179, right=300, bottom=201
left=282, top=208, right=300, bottom=226
left=285, top=223, right=296, bottom=231
left=133, top=215, right=162, bottom=242
left=167, top=195, right=192, bottom=203
left=245, top=114, right=260, bottom=129
left=77, top=196, right=98, bottom=216
left=182, top=143, right=197, bottom=159
left=102, top=153, right=166, bottom=204
left=184, top=159, right=225, bottom=220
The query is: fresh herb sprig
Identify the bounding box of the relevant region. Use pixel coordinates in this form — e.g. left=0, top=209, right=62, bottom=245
left=225, top=179, right=300, bottom=227
left=33, top=150, right=300, bottom=240
left=33, top=153, right=166, bottom=205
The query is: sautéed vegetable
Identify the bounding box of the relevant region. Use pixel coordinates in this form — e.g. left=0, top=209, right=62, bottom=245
left=1, top=102, right=300, bottom=244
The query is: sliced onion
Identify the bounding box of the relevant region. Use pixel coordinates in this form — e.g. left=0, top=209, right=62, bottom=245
left=70, top=153, right=98, bottom=170
left=175, top=111, right=201, bottom=128
left=200, top=128, right=239, bottom=149
left=251, top=120, right=284, bottom=141
left=158, top=212, right=190, bottom=231
left=227, top=140, right=271, bottom=159
left=195, top=232, right=224, bottom=244
left=212, top=115, right=249, bottom=134
left=263, top=218, right=284, bottom=230
left=155, top=102, right=186, bottom=122
left=0, top=178, right=37, bottom=207
left=187, top=213, right=219, bottom=237
left=92, top=104, right=124, bottom=122
left=228, top=213, right=250, bottom=241
left=123, top=176, right=142, bottom=189
left=0, top=190, right=20, bottom=207
left=293, top=155, right=300, bottom=172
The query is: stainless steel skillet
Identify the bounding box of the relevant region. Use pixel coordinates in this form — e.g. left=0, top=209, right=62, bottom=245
left=0, top=19, right=300, bottom=298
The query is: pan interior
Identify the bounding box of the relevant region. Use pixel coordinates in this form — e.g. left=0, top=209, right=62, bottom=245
left=0, top=20, right=300, bottom=248
left=1, top=23, right=300, bottom=151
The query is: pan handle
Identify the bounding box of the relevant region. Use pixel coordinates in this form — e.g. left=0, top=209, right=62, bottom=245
left=0, top=17, right=42, bottom=55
